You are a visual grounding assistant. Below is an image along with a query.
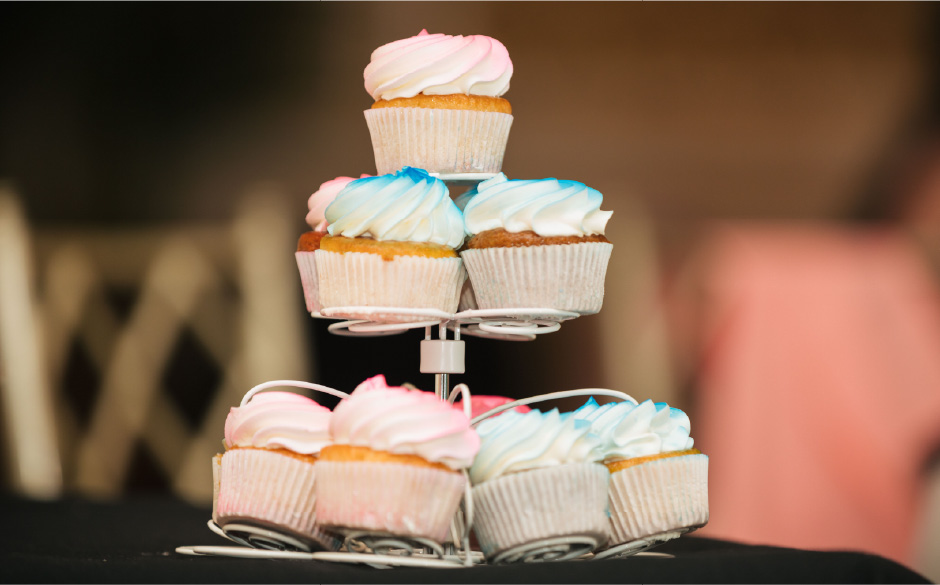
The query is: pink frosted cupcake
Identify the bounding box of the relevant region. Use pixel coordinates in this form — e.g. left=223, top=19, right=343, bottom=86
left=296, top=175, right=370, bottom=316
left=455, top=395, right=530, bottom=419
left=215, top=390, right=340, bottom=551
left=363, top=30, right=513, bottom=175
left=315, top=375, right=479, bottom=542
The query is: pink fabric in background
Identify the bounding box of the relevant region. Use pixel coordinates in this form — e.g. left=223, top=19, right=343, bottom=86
left=695, top=224, right=940, bottom=567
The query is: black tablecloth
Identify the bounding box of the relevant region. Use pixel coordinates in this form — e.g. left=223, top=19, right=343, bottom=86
left=0, top=493, right=929, bottom=584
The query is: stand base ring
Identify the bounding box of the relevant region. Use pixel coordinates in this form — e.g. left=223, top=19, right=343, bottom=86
left=491, top=535, right=600, bottom=564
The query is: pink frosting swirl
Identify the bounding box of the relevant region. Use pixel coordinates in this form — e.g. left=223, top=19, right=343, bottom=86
left=306, top=175, right=371, bottom=231
left=456, top=395, right=531, bottom=420
left=364, top=29, right=513, bottom=101
left=224, top=391, right=332, bottom=455
left=330, top=375, right=480, bottom=469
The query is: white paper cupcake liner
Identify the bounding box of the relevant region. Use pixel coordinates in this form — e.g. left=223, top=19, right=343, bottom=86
left=295, top=251, right=320, bottom=315
left=457, top=278, right=478, bottom=312
left=461, top=242, right=613, bottom=314
left=364, top=107, right=512, bottom=175
left=607, top=453, right=709, bottom=545
left=315, top=250, right=465, bottom=318
left=211, top=454, right=222, bottom=524
left=471, top=463, right=610, bottom=559
left=215, top=449, right=340, bottom=551
left=314, top=460, right=467, bottom=543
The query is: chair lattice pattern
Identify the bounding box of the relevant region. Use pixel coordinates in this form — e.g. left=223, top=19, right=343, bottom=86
left=0, top=187, right=311, bottom=502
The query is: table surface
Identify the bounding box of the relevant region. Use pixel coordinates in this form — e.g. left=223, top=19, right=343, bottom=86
left=0, top=493, right=929, bottom=584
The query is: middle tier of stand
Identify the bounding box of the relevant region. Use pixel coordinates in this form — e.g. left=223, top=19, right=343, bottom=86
left=320, top=307, right=580, bottom=341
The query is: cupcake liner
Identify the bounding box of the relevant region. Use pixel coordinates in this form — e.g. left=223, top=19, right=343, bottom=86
left=216, top=449, right=340, bottom=551
left=295, top=251, right=320, bottom=315
left=461, top=242, right=613, bottom=314
left=211, top=454, right=222, bottom=524
left=315, top=250, right=465, bottom=319
left=457, top=278, right=478, bottom=312
left=607, top=453, right=709, bottom=545
left=364, top=107, right=512, bottom=175
left=314, top=460, right=467, bottom=543
left=471, top=463, right=610, bottom=559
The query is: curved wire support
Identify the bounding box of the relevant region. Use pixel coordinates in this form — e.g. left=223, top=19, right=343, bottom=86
left=470, top=388, right=639, bottom=426
left=328, top=320, right=409, bottom=337
left=491, top=535, right=600, bottom=565
left=343, top=532, right=445, bottom=559
left=478, top=320, right=560, bottom=335
left=217, top=522, right=312, bottom=552
left=240, top=379, right=349, bottom=407
left=448, top=323, right=536, bottom=342
left=446, top=383, right=473, bottom=419
left=592, top=528, right=692, bottom=560
left=321, top=306, right=452, bottom=326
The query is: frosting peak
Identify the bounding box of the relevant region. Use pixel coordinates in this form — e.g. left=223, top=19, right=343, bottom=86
left=224, top=391, right=332, bottom=455
left=329, top=375, right=480, bottom=470
left=364, top=30, right=513, bottom=101
left=325, top=167, right=466, bottom=248
left=463, top=173, right=612, bottom=237
left=306, top=175, right=371, bottom=231
left=572, top=398, right=694, bottom=462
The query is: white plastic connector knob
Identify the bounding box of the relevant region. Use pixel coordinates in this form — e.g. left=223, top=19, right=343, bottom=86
left=420, top=340, right=466, bottom=374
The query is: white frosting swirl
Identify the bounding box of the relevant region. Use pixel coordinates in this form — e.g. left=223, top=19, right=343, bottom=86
left=463, top=173, right=612, bottom=237
left=306, top=175, right=371, bottom=231
left=469, top=408, right=604, bottom=484
left=325, top=167, right=466, bottom=248
left=223, top=391, right=332, bottom=455
left=572, top=398, right=694, bottom=462
left=329, top=375, right=480, bottom=470
left=364, top=29, right=513, bottom=101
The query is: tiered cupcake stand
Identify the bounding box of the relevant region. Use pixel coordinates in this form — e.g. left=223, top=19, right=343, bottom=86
left=176, top=173, right=693, bottom=568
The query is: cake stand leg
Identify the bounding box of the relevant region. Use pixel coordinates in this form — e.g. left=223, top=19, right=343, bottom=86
left=420, top=323, right=465, bottom=402
left=435, top=374, right=449, bottom=401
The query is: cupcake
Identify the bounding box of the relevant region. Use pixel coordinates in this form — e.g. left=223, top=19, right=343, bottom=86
left=363, top=30, right=514, bottom=175
left=314, top=375, right=479, bottom=542
left=214, top=390, right=339, bottom=551
left=316, top=167, right=467, bottom=321
left=296, top=175, right=370, bottom=315
left=469, top=408, right=610, bottom=562
left=460, top=173, right=614, bottom=314
left=573, top=398, right=709, bottom=548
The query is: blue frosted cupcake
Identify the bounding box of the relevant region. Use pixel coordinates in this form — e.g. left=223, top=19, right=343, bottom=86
left=468, top=408, right=609, bottom=562
left=573, top=398, right=709, bottom=547
left=315, top=167, right=467, bottom=320
left=460, top=173, right=613, bottom=314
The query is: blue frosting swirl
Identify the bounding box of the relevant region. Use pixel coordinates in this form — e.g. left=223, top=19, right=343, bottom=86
left=572, top=398, right=694, bottom=462
left=325, top=167, right=466, bottom=248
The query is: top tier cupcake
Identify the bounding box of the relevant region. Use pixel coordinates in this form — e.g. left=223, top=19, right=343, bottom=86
left=363, top=30, right=514, bottom=175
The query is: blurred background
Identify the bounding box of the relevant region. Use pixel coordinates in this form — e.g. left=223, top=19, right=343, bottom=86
left=1, top=2, right=939, bottom=579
